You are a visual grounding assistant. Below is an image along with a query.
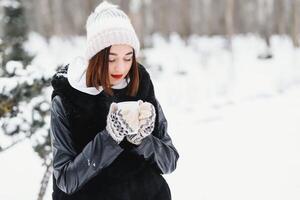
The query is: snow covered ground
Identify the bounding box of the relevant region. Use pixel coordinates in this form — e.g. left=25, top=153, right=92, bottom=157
left=0, top=33, right=300, bottom=200
left=165, top=85, right=300, bottom=200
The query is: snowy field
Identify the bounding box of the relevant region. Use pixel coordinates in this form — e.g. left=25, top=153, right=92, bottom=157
left=0, top=32, right=300, bottom=200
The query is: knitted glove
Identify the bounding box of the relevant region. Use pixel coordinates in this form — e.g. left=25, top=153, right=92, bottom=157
left=106, top=102, right=140, bottom=144
left=126, top=101, right=156, bottom=145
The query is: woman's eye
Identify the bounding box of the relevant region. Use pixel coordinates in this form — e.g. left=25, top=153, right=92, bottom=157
left=109, top=58, right=132, bottom=62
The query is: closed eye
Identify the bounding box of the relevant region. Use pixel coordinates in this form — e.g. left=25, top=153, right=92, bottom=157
left=124, top=58, right=132, bottom=62
left=108, top=57, right=132, bottom=62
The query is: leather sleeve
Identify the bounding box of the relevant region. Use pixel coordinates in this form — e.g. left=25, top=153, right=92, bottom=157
left=132, top=76, right=179, bottom=174
left=50, top=96, right=123, bottom=195
left=132, top=99, right=179, bottom=174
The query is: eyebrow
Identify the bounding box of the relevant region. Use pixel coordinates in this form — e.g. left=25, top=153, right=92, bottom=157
left=109, top=52, right=133, bottom=56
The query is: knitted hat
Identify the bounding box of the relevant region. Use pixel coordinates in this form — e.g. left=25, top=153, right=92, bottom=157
left=85, top=1, right=140, bottom=60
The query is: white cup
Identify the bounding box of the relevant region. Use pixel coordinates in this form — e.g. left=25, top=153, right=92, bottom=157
left=116, top=100, right=142, bottom=135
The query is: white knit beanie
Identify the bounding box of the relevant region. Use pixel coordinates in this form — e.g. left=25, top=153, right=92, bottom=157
left=85, top=1, right=140, bottom=60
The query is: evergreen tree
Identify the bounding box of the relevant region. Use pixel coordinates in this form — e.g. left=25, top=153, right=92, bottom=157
left=1, top=1, right=52, bottom=199
left=0, top=61, right=53, bottom=200
left=1, top=0, right=32, bottom=69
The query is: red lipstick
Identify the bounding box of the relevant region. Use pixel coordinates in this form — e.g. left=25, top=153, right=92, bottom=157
left=111, top=74, right=123, bottom=79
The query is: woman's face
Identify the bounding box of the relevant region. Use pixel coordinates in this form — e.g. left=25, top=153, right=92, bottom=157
left=108, top=44, right=133, bottom=86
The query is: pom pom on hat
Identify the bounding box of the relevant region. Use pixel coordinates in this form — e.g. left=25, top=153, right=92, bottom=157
left=94, top=1, right=117, bottom=13
left=85, top=1, right=140, bottom=60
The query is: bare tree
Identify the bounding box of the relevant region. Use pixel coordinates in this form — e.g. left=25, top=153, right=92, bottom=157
left=256, top=0, right=274, bottom=59
left=152, top=0, right=169, bottom=38
left=225, top=0, right=234, bottom=49
left=179, top=0, right=192, bottom=39
left=292, top=0, right=300, bottom=47
left=274, top=0, right=286, bottom=34
left=37, top=163, right=53, bottom=200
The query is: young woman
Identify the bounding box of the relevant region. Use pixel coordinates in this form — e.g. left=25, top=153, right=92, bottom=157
left=50, top=1, right=179, bottom=200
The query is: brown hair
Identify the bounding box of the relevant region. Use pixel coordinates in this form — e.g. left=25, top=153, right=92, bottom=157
left=86, top=46, right=139, bottom=96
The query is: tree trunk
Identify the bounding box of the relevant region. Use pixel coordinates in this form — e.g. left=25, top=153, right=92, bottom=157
left=292, top=0, right=299, bottom=47
left=274, top=0, right=285, bottom=34
left=225, top=0, right=234, bottom=49
left=37, top=162, right=53, bottom=200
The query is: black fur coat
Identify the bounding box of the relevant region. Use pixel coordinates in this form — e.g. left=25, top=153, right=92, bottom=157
left=50, top=63, right=179, bottom=200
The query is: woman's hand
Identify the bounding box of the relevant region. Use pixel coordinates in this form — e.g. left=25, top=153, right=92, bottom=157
left=105, top=103, right=129, bottom=143
left=126, top=101, right=156, bottom=145
left=106, top=102, right=140, bottom=144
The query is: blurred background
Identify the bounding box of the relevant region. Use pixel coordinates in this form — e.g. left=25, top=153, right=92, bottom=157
left=0, top=0, right=300, bottom=200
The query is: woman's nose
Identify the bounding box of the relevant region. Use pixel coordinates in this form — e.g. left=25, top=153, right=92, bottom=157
left=115, top=61, right=125, bottom=70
